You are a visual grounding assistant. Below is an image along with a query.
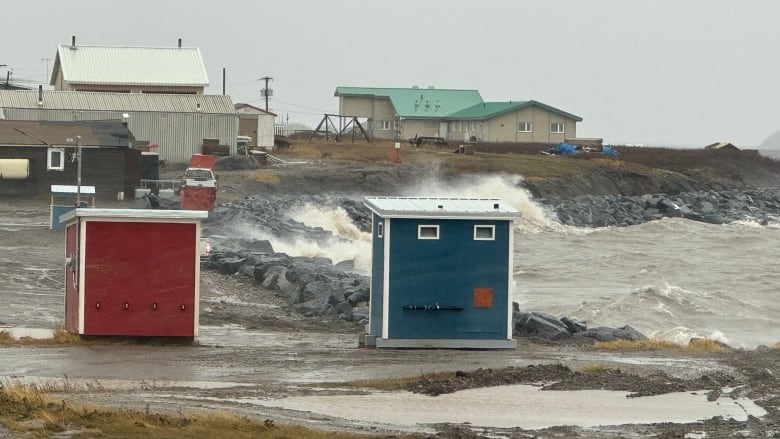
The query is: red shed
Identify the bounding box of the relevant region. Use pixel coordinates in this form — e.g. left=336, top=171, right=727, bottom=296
left=61, top=209, right=208, bottom=338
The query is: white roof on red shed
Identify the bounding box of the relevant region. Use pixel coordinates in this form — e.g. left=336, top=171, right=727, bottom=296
left=60, top=208, right=208, bottom=223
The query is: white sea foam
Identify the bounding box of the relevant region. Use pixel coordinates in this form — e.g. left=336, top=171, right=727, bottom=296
left=289, top=203, right=371, bottom=241
left=650, top=326, right=731, bottom=346
left=228, top=206, right=372, bottom=273
left=283, top=204, right=372, bottom=272
left=400, top=173, right=572, bottom=233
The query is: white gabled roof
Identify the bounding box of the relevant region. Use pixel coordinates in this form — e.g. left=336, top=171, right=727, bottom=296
left=364, top=197, right=520, bottom=219
left=52, top=45, right=209, bottom=87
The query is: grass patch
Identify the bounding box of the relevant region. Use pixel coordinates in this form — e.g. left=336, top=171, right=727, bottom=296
left=0, top=328, right=82, bottom=347
left=0, top=329, right=197, bottom=347
left=348, top=371, right=456, bottom=391
left=771, top=342, right=780, bottom=349
left=252, top=172, right=281, bottom=185
left=687, top=338, right=727, bottom=352
left=275, top=140, right=397, bottom=163
left=594, top=338, right=725, bottom=352
left=274, top=139, right=780, bottom=188
left=0, top=385, right=413, bottom=439
left=579, top=364, right=615, bottom=374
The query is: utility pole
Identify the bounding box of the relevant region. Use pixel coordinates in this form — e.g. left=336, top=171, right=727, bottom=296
left=41, top=58, right=51, bottom=77
left=76, top=135, right=83, bottom=207
left=259, top=76, right=273, bottom=112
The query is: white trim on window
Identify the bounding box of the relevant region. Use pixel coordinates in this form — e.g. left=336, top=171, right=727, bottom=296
left=517, top=121, right=532, bottom=133
left=377, top=120, right=391, bottom=130
left=474, top=225, right=495, bottom=241
left=550, top=122, right=565, bottom=134
left=377, top=222, right=384, bottom=238
left=47, top=148, right=65, bottom=171
left=418, top=224, right=439, bottom=240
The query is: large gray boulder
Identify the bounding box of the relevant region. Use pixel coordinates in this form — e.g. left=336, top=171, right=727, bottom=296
left=514, top=312, right=571, bottom=339
left=580, top=325, right=647, bottom=342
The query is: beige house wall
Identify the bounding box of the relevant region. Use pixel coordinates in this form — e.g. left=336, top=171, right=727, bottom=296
left=238, top=115, right=257, bottom=145
left=339, top=96, right=399, bottom=140
left=400, top=119, right=440, bottom=140
left=478, top=107, right=577, bottom=143
left=446, top=120, right=482, bottom=142
left=339, top=96, right=376, bottom=116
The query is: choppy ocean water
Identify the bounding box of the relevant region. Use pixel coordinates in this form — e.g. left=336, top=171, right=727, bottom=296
left=4, top=172, right=778, bottom=350
left=291, top=174, right=780, bottom=349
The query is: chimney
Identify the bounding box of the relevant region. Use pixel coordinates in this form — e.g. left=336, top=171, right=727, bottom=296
left=37, top=85, right=43, bottom=106
left=178, top=38, right=182, bottom=48
left=70, top=35, right=77, bottom=50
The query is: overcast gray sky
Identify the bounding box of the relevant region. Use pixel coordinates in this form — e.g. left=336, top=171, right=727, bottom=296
left=3, top=0, right=778, bottom=147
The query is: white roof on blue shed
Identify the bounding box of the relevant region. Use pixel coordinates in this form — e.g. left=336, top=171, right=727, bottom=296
left=364, top=197, right=520, bottom=219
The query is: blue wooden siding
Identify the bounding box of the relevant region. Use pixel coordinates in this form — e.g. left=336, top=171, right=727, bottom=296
left=386, top=218, right=510, bottom=339
left=369, top=213, right=384, bottom=336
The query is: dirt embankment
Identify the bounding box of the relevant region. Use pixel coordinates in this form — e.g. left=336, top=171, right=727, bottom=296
left=204, top=143, right=780, bottom=201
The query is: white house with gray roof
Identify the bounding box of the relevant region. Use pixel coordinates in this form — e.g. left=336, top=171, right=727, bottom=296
left=50, top=37, right=209, bottom=94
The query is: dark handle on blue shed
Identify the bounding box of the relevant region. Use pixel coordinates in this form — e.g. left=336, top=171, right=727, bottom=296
left=402, top=304, right=463, bottom=311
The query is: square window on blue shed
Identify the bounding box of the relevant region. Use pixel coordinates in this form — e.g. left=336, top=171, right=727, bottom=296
left=474, top=225, right=495, bottom=240
left=418, top=225, right=439, bottom=240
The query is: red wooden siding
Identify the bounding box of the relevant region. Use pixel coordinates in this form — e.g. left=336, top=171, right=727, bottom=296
left=82, top=221, right=197, bottom=336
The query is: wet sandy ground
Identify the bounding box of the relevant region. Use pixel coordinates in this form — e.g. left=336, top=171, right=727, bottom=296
left=0, top=199, right=777, bottom=437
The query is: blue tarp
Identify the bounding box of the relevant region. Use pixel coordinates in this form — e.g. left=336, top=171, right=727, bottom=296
left=552, top=143, right=580, bottom=155
left=602, top=145, right=619, bottom=157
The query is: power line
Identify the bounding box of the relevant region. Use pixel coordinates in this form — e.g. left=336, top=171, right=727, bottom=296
left=270, top=97, right=334, bottom=114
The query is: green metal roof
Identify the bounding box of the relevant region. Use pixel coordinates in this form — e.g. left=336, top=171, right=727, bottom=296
left=334, top=87, right=483, bottom=119
left=447, top=100, right=582, bottom=121
left=335, top=87, right=581, bottom=122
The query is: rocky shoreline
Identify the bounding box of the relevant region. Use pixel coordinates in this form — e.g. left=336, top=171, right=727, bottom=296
left=541, top=188, right=780, bottom=227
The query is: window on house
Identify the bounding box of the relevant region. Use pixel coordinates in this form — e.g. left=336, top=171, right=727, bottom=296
left=550, top=122, right=565, bottom=134
left=377, top=120, right=391, bottom=130
left=377, top=222, right=384, bottom=238
left=47, top=148, right=65, bottom=171
left=518, top=121, right=533, bottom=132
left=474, top=225, right=495, bottom=240
left=418, top=225, right=439, bottom=240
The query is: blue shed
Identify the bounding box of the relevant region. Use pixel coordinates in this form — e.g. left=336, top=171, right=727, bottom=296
left=363, top=197, right=520, bottom=349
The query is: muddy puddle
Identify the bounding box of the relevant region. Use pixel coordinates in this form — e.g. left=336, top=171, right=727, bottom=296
left=247, top=385, right=765, bottom=430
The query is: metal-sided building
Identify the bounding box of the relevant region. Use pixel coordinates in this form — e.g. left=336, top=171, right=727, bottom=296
left=0, top=90, right=237, bottom=165
left=62, top=208, right=208, bottom=338
left=363, top=197, right=520, bottom=349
